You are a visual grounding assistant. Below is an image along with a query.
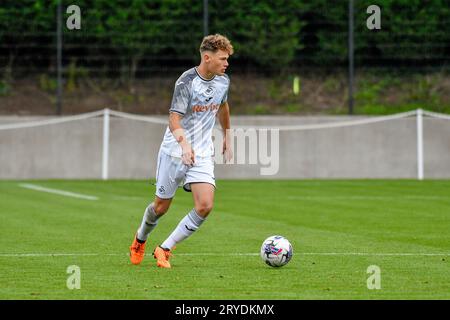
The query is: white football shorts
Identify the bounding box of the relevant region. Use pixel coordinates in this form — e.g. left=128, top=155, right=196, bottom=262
left=155, top=150, right=216, bottom=199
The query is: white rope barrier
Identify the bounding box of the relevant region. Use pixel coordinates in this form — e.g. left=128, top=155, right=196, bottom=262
left=108, top=109, right=168, bottom=125
left=0, top=109, right=104, bottom=130
left=422, top=109, right=450, bottom=121
left=233, top=109, right=418, bottom=131
left=1, top=108, right=449, bottom=132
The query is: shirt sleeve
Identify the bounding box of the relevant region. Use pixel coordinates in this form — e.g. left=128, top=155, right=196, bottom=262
left=221, top=87, right=228, bottom=104
left=221, top=76, right=230, bottom=104
left=169, top=80, right=191, bottom=115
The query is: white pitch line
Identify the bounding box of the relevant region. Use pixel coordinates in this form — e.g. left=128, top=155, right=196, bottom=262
left=286, top=195, right=449, bottom=201
left=18, top=183, right=98, bottom=201
left=0, top=252, right=448, bottom=257
left=301, top=252, right=450, bottom=257
left=0, top=253, right=103, bottom=257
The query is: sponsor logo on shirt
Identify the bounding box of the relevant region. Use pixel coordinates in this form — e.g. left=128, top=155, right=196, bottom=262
left=192, top=104, right=220, bottom=113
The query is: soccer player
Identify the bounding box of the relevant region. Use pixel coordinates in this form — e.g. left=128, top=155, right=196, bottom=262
left=129, top=34, right=234, bottom=268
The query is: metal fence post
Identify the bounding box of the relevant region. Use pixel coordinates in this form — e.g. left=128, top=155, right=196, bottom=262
left=348, top=0, right=354, bottom=115
left=416, top=109, right=424, bottom=180
left=102, top=108, right=110, bottom=180
left=56, top=0, right=63, bottom=115
left=203, top=0, right=209, bottom=36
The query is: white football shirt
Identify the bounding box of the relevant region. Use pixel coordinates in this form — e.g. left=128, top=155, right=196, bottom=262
left=160, top=67, right=230, bottom=158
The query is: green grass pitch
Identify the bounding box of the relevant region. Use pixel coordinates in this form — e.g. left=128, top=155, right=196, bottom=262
left=0, top=180, right=449, bottom=299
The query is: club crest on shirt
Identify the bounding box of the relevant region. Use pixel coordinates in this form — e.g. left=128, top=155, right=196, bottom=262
left=205, top=86, right=215, bottom=96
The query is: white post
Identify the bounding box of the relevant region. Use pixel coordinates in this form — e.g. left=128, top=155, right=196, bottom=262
left=102, top=108, right=110, bottom=180
left=416, top=109, right=424, bottom=180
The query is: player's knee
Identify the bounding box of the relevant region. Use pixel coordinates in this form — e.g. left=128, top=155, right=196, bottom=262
left=195, top=202, right=213, bottom=216
left=153, top=202, right=170, bottom=215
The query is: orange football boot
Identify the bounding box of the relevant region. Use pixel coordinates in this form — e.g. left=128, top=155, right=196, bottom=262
left=153, top=246, right=173, bottom=268
left=129, top=235, right=146, bottom=265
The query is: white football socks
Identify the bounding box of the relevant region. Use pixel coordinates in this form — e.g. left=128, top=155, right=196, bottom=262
left=136, top=203, right=160, bottom=242
left=160, top=208, right=205, bottom=250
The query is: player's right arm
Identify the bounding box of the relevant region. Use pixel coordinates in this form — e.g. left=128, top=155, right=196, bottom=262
left=169, top=75, right=195, bottom=165
left=169, top=112, right=195, bottom=166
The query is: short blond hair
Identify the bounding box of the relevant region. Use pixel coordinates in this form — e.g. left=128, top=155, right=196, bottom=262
left=200, top=34, right=234, bottom=55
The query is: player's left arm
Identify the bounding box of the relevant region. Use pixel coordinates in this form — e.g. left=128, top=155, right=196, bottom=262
left=217, top=101, right=233, bottom=163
